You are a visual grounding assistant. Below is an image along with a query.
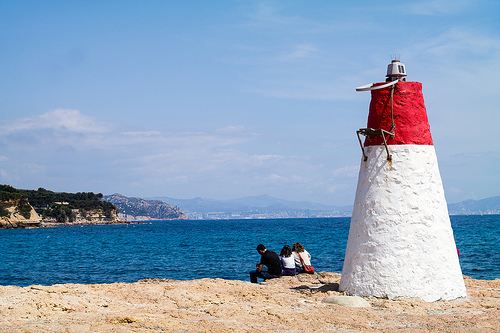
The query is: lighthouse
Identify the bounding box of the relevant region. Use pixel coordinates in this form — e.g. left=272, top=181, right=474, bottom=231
left=339, top=60, right=467, bottom=302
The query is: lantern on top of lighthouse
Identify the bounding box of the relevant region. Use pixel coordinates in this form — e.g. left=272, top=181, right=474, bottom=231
left=339, top=60, right=466, bottom=302
left=386, top=59, right=407, bottom=81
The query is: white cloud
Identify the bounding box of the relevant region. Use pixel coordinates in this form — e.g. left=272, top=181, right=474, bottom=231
left=0, top=109, right=110, bottom=135
left=262, top=173, right=305, bottom=183
left=0, top=110, right=112, bottom=152
left=404, top=26, right=500, bottom=159
left=4, top=110, right=333, bottom=199
left=121, top=131, right=162, bottom=137
left=417, top=27, right=500, bottom=60
left=331, top=165, right=359, bottom=178
left=278, top=43, right=317, bottom=61
left=325, top=183, right=348, bottom=194
left=245, top=3, right=304, bottom=27
left=0, top=110, right=307, bottom=188
left=215, top=125, right=245, bottom=133
left=0, top=169, right=8, bottom=181
left=0, top=161, right=46, bottom=184
left=0, top=110, right=260, bottom=157
left=266, top=173, right=283, bottom=181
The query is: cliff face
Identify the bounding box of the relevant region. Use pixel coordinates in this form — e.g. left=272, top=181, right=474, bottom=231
left=0, top=199, right=125, bottom=229
left=0, top=199, right=42, bottom=229
left=104, top=193, right=188, bottom=221
left=1, top=186, right=187, bottom=227
left=0, top=184, right=128, bottom=228
left=40, top=207, right=125, bottom=226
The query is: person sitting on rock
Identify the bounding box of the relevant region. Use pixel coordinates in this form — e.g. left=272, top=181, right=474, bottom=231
left=250, top=244, right=282, bottom=283
left=279, top=245, right=296, bottom=276
left=292, top=242, right=312, bottom=274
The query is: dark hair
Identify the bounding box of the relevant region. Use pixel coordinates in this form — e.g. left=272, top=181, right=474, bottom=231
left=256, top=244, right=266, bottom=252
left=292, top=242, right=305, bottom=253
left=280, top=245, right=292, bottom=257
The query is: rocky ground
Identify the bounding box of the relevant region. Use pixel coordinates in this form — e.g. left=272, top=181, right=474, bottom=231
left=0, top=272, right=498, bottom=332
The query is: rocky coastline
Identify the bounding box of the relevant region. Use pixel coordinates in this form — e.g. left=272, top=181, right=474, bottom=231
left=0, top=272, right=498, bottom=332
left=0, top=187, right=188, bottom=228
left=0, top=198, right=129, bottom=229
left=0, top=209, right=128, bottom=229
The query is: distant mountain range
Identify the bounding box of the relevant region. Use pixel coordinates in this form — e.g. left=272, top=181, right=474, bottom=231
left=151, top=195, right=352, bottom=213
left=102, top=193, right=500, bottom=221
left=447, top=196, right=500, bottom=215
left=149, top=194, right=500, bottom=219
left=149, top=195, right=351, bottom=219
left=103, top=193, right=187, bottom=221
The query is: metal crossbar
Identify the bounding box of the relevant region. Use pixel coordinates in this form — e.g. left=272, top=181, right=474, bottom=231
left=356, top=128, right=395, bottom=161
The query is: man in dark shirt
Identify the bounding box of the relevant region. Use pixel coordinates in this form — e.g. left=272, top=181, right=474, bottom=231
left=250, top=244, right=282, bottom=283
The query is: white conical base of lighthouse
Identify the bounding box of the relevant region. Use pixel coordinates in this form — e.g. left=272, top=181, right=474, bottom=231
left=339, top=81, right=466, bottom=302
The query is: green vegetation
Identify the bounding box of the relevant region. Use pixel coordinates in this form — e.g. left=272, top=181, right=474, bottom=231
left=43, top=204, right=76, bottom=222
left=0, top=185, right=25, bottom=201
left=0, top=206, right=9, bottom=217
left=0, top=185, right=118, bottom=222
left=18, top=203, right=32, bottom=219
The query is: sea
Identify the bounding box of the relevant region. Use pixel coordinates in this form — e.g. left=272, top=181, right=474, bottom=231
left=1, top=215, right=498, bottom=287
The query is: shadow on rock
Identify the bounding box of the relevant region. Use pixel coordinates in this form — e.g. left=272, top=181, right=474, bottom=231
left=293, top=283, right=339, bottom=293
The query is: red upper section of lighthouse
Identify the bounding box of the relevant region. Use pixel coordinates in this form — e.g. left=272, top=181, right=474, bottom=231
left=364, top=81, right=433, bottom=146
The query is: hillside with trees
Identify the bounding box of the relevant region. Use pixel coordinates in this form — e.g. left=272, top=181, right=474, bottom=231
left=103, top=193, right=187, bottom=221
left=0, top=185, right=124, bottom=228
left=20, top=187, right=116, bottom=222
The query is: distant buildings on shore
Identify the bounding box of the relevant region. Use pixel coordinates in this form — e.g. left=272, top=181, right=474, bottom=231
left=185, top=209, right=352, bottom=220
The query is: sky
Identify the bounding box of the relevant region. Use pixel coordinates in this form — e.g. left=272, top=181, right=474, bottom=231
left=0, top=0, right=499, bottom=206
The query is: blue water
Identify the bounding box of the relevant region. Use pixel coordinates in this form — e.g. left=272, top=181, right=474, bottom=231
left=1, top=216, right=498, bottom=286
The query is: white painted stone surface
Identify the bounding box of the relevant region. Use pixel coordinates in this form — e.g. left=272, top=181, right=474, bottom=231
left=339, top=145, right=466, bottom=302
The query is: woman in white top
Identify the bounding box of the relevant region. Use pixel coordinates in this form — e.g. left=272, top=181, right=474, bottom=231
left=279, top=245, right=296, bottom=276
left=292, top=242, right=311, bottom=274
